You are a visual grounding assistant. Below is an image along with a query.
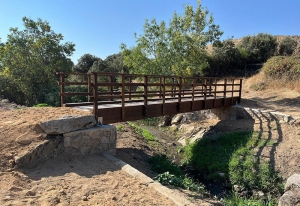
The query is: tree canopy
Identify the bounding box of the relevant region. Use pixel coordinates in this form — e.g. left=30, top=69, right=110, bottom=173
left=121, top=1, right=223, bottom=76
left=237, top=33, right=277, bottom=63
left=278, top=37, right=298, bottom=56
left=0, top=17, right=75, bottom=106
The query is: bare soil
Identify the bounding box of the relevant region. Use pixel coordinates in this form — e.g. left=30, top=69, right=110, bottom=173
left=0, top=82, right=299, bottom=205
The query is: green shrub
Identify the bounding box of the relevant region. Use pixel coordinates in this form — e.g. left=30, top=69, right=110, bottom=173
left=149, top=154, right=183, bottom=176
left=182, top=131, right=283, bottom=194
left=262, top=56, right=300, bottom=80
left=155, top=172, right=207, bottom=194
left=279, top=37, right=298, bottom=56
left=127, top=122, right=158, bottom=143
left=223, top=191, right=277, bottom=206
left=33, top=103, right=51, bottom=107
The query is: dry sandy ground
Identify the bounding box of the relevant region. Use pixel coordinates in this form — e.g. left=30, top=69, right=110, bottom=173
left=0, top=83, right=300, bottom=205
left=0, top=106, right=179, bottom=206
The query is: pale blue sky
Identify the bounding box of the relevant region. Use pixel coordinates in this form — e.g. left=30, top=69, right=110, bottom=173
left=1, top=0, right=299, bottom=64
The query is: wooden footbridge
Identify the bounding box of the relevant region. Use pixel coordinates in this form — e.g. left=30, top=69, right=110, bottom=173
left=57, top=72, right=242, bottom=124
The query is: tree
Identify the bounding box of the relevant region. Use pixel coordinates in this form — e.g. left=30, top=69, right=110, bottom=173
left=121, top=1, right=223, bottom=76
left=238, top=33, right=277, bottom=63
left=73, top=53, right=100, bottom=73
left=0, top=17, right=75, bottom=106
left=278, top=37, right=298, bottom=56
left=210, top=39, right=244, bottom=76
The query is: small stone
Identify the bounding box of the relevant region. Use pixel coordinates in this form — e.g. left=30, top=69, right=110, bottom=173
left=59, top=189, right=66, bottom=195
left=26, top=190, right=36, bottom=196
left=82, top=196, right=88, bottom=201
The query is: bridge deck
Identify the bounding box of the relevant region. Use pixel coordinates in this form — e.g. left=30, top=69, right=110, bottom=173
left=57, top=72, right=242, bottom=124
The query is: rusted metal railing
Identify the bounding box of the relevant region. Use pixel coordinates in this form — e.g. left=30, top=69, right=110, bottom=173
left=57, top=72, right=242, bottom=123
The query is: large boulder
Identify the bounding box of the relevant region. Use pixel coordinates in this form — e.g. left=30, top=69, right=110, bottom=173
left=39, top=115, right=97, bottom=135
left=279, top=174, right=300, bottom=206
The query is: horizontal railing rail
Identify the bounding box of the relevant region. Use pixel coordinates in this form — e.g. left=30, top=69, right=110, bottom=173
left=57, top=72, right=243, bottom=123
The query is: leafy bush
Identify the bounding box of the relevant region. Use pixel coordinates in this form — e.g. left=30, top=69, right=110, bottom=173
left=262, top=56, right=300, bottom=80
left=149, top=154, right=183, bottom=176
left=182, top=131, right=283, bottom=194
left=155, top=172, right=207, bottom=194
left=278, top=37, right=298, bottom=56
left=33, top=103, right=51, bottom=107
left=127, top=122, right=158, bottom=143
left=238, top=33, right=277, bottom=63
left=223, top=191, right=277, bottom=206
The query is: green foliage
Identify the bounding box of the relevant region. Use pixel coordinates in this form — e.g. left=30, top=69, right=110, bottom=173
left=223, top=191, right=277, bottom=206
left=33, top=103, right=51, bottom=107
left=262, top=56, right=300, bottom=80
left=229, top=148, right=283, bottom=193
left=149, top=154, right=206, bottom=194
left=183, top=132, right=251, bottom=183
left=121, top=1, right=222, bottom=76
left=155, top=172, right=207, bottom=194
left=238, top=33, right=277, bottom=63
left=210, top=39, right=245, bottom=76
left=127, top=122, right=158, bottom=143
left=279, top=37, right=298, bottom=56
left=0, top=17, right=75, bottom=106
left=149, top=154, right=183, bottom=176
left=116, top=125, right=125, bottom=131
left=73, top=53, right=100, bottom=73
left=182, top=131, right=283, bottom=194
left=140, top=117, right=160, bottom=126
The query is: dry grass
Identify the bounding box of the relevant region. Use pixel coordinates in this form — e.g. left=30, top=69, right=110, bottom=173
left=245, top=72, right=300, bottom=93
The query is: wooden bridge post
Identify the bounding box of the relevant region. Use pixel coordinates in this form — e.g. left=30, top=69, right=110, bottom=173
left=88, top=74, right=92, bottom=102
left=191, top=78, right=195, bottom=111
left=223, top=79, right=227, bottom=106
left=238, top=79, right=243, bottom=104
left=178, top=77, right=182, bottom=112
left=162, top=76, right=165, bottom=115
left=231, top=79, right=234, bottom=105
left=143, top=75, right=148, bottom=116
left=92, top=72, right=98, bottom=122
left=121, top=74, right=125, bottom=119
left=59, top=73, right=65, bottom=106
left=213, top=78, right=217, bottom=107
left=204, top=78, right=207, bottom=109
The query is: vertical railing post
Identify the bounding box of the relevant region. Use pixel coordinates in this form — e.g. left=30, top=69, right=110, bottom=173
left=204, top=79, right=207, bottom=109
left=92, top=72, right=98, bottom=123
left=159, top=77, right=162, bottom=99
left=143, top=75, right=148, bottom=116
left=178, top=77, right=182, bottom=112
left=88, top=74, right=92, bottom=102
left=59, top=73, right=65, bottom=106
left=213, top=78, right=217, bottom=107
left=231, top=79, right=234, bottom=105
left=172, top=77, right=175, bottom=97
left=121, top=74, right=125, bottom=119
left=110, top=75, right=113, bottom=101
left=192, top=78, right=195, bottom=111
left=238, top=79, right=242, bottom=104
left=129, top=76, right=132, bottom=100
left=223, top=79, right=227, bottom=106
left=162, top=76, right=165, bottom=115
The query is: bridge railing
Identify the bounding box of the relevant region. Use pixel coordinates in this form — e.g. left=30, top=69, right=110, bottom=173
left=57, top=72, right=242, bottom=121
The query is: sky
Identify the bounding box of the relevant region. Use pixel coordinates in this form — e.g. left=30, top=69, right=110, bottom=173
left=1, top=0, right=299, bottom=64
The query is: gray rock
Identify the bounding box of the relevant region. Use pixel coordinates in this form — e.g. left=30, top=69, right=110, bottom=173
left=39, top=115, right=96, bottom=135
left=279, top=174, right=300, bottom=206
left=171, top=114, right=184, bottom=125
left=285, top=174, right=300, bottom=191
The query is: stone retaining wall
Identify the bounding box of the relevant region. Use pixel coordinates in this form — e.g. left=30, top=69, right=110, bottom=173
left=15, top=125, right=117, bottom=168
left=63, top=125, right=116, bottom=156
